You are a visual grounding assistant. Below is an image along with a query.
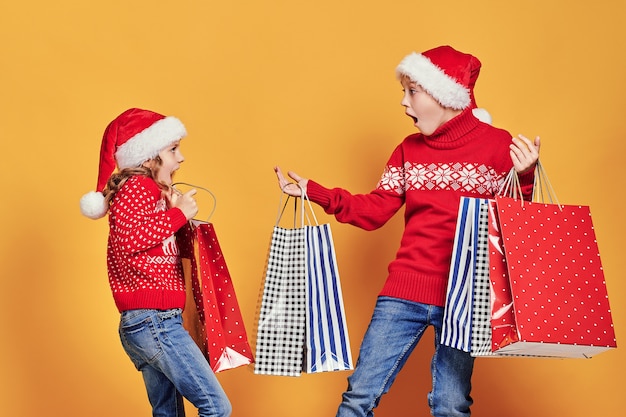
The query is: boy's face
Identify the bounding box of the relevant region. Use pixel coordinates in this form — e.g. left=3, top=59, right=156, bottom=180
left=400, top=78, right=460, bottom=136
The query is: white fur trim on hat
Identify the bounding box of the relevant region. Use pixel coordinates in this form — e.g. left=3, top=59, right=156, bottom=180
left=115, top=116, right=187, bottom=169
left=396, top=52, right=471, bottom=110
left=80, top=191, right=108, bottom=219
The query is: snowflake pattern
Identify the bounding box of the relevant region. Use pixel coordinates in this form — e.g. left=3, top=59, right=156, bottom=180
left=377, top=162, right=502, bottom=195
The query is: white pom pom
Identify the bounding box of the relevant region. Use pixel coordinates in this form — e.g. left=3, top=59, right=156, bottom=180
left=80, top=191, right=108, bottom=219
left=472, top=108, right=492, bottom=124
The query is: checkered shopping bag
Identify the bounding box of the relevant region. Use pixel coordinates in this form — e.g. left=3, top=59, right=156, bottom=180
left=254, top=224, right=307, bottom=376
left=469, top=198, right=494, bottom=356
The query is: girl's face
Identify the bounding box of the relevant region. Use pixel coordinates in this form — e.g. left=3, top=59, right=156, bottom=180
left=147, top=140, right=185, bottom=185
left=400, top=77, right=461, bottom=136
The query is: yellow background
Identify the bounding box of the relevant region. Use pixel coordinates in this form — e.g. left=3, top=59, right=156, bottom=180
left=1, top=0, right=624, bottom=416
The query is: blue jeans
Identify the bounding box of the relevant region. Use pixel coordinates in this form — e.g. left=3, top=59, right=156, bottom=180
left=119, top=309, right=232, bottom=417
left=336, top=297, right=474, bottom=417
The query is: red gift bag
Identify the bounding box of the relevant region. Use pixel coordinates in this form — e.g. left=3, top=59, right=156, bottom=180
left=177, top=183, right=254, bottom=372
left=487, top=200, right=520, bottom=353
left=184, top=221, right=254, bottom=371
left=492, top=164, right=617, bottom=358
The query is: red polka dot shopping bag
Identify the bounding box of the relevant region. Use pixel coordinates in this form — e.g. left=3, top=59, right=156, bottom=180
left=176, top=184, right=254, bottom=372
left=492, top=163, right=617, bottom=358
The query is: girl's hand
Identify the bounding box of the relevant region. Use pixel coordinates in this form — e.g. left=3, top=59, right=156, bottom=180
left=167, top=188, right=198, bottom=220
left=510, top=134, right=541, bottom=174
left=274, top=166, right=309, bottom=197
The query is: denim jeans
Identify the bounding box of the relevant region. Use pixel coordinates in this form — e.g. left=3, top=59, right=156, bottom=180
left=336, top=296, right=474, bottom=417
left=119, top=309, right=232, bottom=417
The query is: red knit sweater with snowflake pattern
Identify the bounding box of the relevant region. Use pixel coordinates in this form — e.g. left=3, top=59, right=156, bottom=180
left=106, top=175, right=190, bottom=312
left=306, top=109, right=533, bottom=307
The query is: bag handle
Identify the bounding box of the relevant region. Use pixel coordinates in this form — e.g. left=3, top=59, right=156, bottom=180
left=532, top=160, right=561, bottom=208
left=499, top=167, right=524, bottom=201
left=172, top=182, right=217, bottom=222
left=275, top=192, right=299, bottom=227
left=275, top=185, right=319, bottom=228
left=302, top=190, right=319, bottom=225
left=497, top=160, right=562, bottom=210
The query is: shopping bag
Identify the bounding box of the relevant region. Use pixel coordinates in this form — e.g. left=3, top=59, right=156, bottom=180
left=443, top=194, right=565, bottom=358
left=304, top=221, right=353, bottom=373
left=488, top=199, right=520, bottom=353
left=177, top=183, right=254, bottom=372
left=493, top=163, right=617, bottom=358
left=441, top=197, right=484, bottom=352
left=469, top=198, right=496, bottom=356
left=254, top=192, right=353, bottom=376
left=474, top=199, right=535, bottom=357
left=441, top=196, right=512, bottom=357
left=254, top=205, right=307, bottom=376
left=472, top=200, right=543, bottom=358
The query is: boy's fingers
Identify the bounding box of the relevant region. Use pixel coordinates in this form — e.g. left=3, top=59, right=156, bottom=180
left=288, top=171, right=305, bottom=183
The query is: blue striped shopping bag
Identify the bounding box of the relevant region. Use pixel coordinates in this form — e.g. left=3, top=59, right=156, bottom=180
left=304, top=223, right=353, bottom=373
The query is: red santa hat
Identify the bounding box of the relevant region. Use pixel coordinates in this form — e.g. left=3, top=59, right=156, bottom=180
left=80, top=108, right=187, bottom=219
left=395, top=45, right=492, bottom=124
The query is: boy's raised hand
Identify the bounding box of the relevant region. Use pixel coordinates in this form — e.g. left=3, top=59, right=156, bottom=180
left=510, top=134, right=541, bottom=174
left=274, top=166, right=308, bottom=197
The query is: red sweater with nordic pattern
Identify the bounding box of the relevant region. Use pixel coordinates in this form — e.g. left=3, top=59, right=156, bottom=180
left=106, top=175, right=190, bottom=312
left=306, top=109, right=533, bottom=307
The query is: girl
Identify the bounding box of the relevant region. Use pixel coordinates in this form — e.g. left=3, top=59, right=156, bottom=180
left=274, top=46, right=540, bottom=417
left=80, top=108, right=231, bottom=417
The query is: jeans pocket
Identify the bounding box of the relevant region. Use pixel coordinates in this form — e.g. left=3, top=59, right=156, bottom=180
left=119, top=311, right=163, bottom=364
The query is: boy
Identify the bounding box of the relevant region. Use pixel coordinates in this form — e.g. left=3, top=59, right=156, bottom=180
left=275, top=45, right=539, bottom=416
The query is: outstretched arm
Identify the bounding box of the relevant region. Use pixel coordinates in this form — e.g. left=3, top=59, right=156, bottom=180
left=275, top=163, right=403, bottom=231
